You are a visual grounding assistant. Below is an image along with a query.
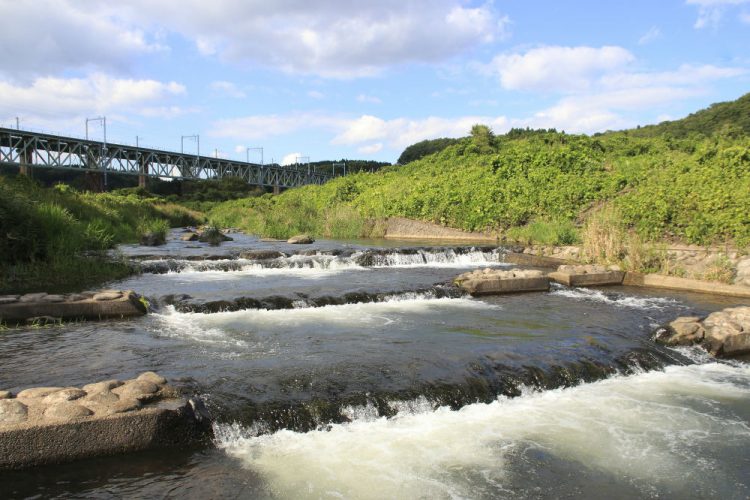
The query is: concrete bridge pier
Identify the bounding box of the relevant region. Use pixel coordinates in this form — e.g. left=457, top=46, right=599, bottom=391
left=138, top=155, right=148, bottom=188
left=18, top=147, right=33, bottom=178
left=273, top=184, right=280, bottom=195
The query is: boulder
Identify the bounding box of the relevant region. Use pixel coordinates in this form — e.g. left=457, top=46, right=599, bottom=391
left=44, top=403, right=94, bottom=422
left=454, top=268, right=549, bottom=295
left=287, top=234, right=315, bottom=244
left=137, top=372, right=167, bottom=385
left=93, top=291, right=123, bottom=301
left=0, top=391, right=12, bottom=399
left=82, top=380, right=123, bottom=394
left=656, top=306, right=750, bottom=358
left=0, top=296, right=19, bottom=305
left=239, top=250, right=284, bottom=260
left=180, top=232, right=199, bottom=242
left=16, top=387, right=65, bottom=399
left=42, top=389, right=86, bottom=405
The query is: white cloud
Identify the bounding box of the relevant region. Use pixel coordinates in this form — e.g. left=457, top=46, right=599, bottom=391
left=686, top=0, right=750, bottom=28
left=210, top=81, right=246, bottom=98
left=281, top=152, right=303, bottom=166
left=0, top=74, right=186, bottom=120
left=119, top=1, right=510, bottom=78
left=0, top=0, right=164, bottom=78
left=488, top=46, right=635, bottom=92
left=210, top=113, right=346, bottom=140
left=638, top=26, right=662, bottom=45
left=357, top=94, right=382, bottom=104
left=741, top=11, right=750, bottom=22
left=307, top=90, right=325, bottom=100
left=358, top=143, right=384, bottom=155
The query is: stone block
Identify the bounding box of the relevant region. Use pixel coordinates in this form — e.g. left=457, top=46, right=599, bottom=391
left=548, top=265, right=624, bottom=287
left=455, top=269, right=549, bottom=295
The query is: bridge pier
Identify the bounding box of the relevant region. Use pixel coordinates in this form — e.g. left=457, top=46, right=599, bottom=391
left=18, top=147, right=33, bottom=178
left=138, top=156, right=148, bottom=188
left=273, top=184, right=280, bottom=195
left=84, top=172, right=104, bottom=192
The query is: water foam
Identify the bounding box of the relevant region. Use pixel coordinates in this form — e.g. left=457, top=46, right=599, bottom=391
left=215, top=361, right=750, bottom=499
left=551, top=285, right=682, bottom=310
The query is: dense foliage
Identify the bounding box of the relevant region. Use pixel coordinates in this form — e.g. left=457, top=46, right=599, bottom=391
left=210, top=92, right=750, bottom=248
left=397, top=138, right=461, bottom=164
left=0, top=176, right=201, bottom=293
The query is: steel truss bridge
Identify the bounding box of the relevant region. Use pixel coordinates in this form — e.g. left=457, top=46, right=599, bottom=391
left=0, top=127, right=336, bottom=189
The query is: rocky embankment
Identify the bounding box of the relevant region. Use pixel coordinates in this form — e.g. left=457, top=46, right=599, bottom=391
left=0, top=290, right=147, bottom=325
left=656, top=306, right=750, bottom=358
left=0, top=372, right=210, bottom=469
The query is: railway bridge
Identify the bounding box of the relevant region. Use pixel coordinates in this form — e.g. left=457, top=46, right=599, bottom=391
left=0, top=127, right=337, bottom=191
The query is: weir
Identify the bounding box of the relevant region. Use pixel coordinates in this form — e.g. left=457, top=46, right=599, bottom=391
left=0, top=127, right=336, bottom=189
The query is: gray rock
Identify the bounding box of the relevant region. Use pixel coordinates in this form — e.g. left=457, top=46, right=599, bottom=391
left=663, top=317, right=705, bottom=346
left=180, top=232, right=199, bottom=241
left=16, top=387, right=65, bottom=399
left=0, top=295, right=19, bottom=305
left=137, top=372, right=167, bottom=386
left=113, top=380, right=159, bottom=401
left=287, top=234, right=315, bottom=244
left=41, top=294, right=66, bottom=303
left=44, top=402, right=93, bottom=421
left=0, top=399, right=28, bottom=424
left=0, top=391, right=12, bottom=399
left=66, top=294, right=88, bottom=302
left=93, top=291, right=123, bottom=301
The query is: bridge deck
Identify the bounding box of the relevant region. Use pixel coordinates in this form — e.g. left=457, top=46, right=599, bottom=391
left=0, top=127, right=334, bottom=188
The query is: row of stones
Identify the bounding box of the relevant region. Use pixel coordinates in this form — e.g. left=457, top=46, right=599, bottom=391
left=0, top=290, right=131, bottom=306
left=0, top=372, right=169, bottom=426
left=656, top=306, right=750, bottom=357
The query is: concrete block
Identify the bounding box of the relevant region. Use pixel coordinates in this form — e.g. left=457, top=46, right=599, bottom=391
left=0, top=290, right=147, bottom=325
left=549, top=265, right=624, bottom=287
left=455, top=269, right=549, bottom=296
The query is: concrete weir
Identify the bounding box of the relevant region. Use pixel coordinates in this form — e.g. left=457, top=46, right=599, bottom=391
left=0, top=373, right=210, bottom=470
left=454, top=268, right=550, bottom=295
left=548, top=265, right=625, bottom=287
left=0, top=290, right=147, bottom=325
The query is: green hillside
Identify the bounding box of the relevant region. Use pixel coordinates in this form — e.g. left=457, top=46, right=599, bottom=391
left=210, top=92, right=750, bottom=250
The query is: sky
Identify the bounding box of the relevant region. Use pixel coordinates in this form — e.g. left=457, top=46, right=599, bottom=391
left=0, top=1, right=748, bottom=165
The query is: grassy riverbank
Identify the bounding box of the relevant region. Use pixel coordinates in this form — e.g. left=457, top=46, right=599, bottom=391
left=0, top=176, right=202, bottom=293
left=209, top=93, right=750, bottom=258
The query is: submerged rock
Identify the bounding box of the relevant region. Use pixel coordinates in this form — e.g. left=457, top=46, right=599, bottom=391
left=656, top=306, right=750, bottom=358
left=140, top=232, right=166, bottom=246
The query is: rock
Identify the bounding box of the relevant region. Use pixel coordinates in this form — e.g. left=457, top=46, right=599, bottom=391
left=83, top=391, right=120, bottom=406
left=180, top=232, right=199, bottom=242
left=44, top=402, right=93, bottom=421
left=137, top=372, right=167, bottom=386
left=239, top=250, right=284, bottom=260
left=287, top=234, right=315, bottom=244
left=657, top=306, right=750, bottom=357
left=66, top=294, right=88, bottom=302
left=0, top=400, right=28, bottom=424
left=19, top=293, right=48, bottom=303
left=140, top=232, right=166, bottom=246
left=16, top=387, right=65, bottom=399
left=108, top=398, right=142, bottom=414
left=82, top=380, right=123, bottom=394
left=93, top=291, right=123, bottom=301
left=722, top=333, right=750, bottom=357
left=42, top=388, right=86, bottom=405
left=0, top=391, right=12, bottom=399
left=113, top=380, right=160, bottom=401
left=0, top=296, right=19, bottom=305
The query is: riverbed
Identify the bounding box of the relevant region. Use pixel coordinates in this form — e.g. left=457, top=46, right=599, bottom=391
left=1, top=230, right=749, bottom=499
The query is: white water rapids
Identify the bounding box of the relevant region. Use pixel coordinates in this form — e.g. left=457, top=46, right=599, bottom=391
left=215, top=356, right=750, bottom=499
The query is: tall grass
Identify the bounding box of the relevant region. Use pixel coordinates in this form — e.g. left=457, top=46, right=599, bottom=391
left=0, top=176, right=203, bottom=293
left=505, top=218, right=580, bottom=246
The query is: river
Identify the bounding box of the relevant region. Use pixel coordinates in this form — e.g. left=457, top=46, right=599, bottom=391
left=1, top=230, right=749, bottom=499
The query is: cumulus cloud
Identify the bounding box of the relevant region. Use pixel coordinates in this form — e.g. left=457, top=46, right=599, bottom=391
left=358, top=143, right=384, bottom=155
left=357, top=94, right=382, bottom=104
left=0, top=0, right=164, bottom=79
left=487, top=46, right=635, bottom=92
left=281, top=152, right=303, bottom=166
left=119, top=0, right=510, bottom=78
left=0, top=74, right=185, bottom=120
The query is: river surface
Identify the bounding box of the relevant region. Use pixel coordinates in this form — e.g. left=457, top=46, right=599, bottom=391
left=1, top=230, right=749, bottom=499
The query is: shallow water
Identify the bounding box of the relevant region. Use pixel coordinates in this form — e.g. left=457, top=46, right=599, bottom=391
left=1, top=231, right=749, bottom=499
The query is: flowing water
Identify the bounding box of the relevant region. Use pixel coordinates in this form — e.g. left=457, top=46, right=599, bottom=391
left=1, top=230, right=749, bottom=499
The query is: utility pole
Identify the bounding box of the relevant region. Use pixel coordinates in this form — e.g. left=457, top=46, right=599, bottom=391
left=181, top=134, right=199, bottom=177
left=15, top=117, right=19, bottom=130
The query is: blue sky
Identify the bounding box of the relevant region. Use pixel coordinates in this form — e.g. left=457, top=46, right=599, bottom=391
left=0, top=0, right=748, bottom=164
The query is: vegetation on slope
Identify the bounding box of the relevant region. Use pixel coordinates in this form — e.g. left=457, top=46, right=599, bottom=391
left=210, top=93, right=750, bottom=252
left=0, top=176, right=201, bottom=293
